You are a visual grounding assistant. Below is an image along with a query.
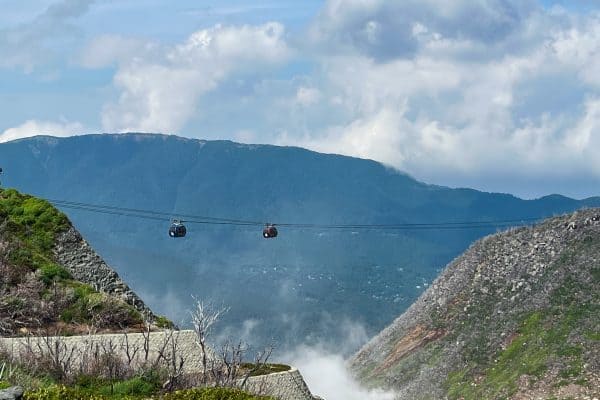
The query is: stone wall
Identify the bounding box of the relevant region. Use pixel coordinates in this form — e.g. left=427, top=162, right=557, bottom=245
left=53, top=227, right=154, bottom=319
left=0, top=330, right=202, bottom=374
left=243, top=368, right=318, bottom=400
left=0, top=330, right=319, bottom=400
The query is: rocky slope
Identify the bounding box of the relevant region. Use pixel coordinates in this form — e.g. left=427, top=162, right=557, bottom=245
left=350, top=209, right=600, bottom=399
left=53, top=226, right=153, bottom=318
left=0, top=188, right=157, bottom=335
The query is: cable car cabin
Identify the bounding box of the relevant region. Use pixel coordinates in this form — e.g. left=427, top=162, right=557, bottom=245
left=169, top=221, right=187, bottom=238
left=263, top=224, right=278, bottom=238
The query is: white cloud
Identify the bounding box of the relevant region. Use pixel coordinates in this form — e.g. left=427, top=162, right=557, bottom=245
left=0, top=119, right=84, bottom=143
left=295, top=86, right=321, bottom=107
left=563, top=97, right=600, bottom=171
left=80, top=34, right=159, bottom=68
left=284, top=346, right=395, bottom=400
left=0, top=0, right=94, bottom=71
left=551, top=18, right=600, bottom=87
left=266, top=2, right=600, bottom=197
left=94, top=22, right=291, bottom=133
left=308, top=0, right=538, bottom=61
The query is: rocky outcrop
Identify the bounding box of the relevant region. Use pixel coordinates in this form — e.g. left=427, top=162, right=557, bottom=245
left=350, top=209, right=600, bottom=399
left=53, top=227, right=155, bottom=319
left=0, top=386, right=23, bottom=400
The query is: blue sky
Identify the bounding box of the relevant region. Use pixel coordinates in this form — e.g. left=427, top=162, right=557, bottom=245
left=1, top=0, right=600, bottom=199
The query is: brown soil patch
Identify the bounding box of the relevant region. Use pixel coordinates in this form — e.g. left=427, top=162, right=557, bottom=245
left=374, top=324, right=446, bottom=373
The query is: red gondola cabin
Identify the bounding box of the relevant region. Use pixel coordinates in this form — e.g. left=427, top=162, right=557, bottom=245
left=263, top=224, right=278, bottom=238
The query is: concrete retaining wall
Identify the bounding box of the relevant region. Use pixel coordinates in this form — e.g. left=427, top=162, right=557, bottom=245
left=0, top=330, right=318, bottom=400
left=243, top=368, right=318, bottom=400
left=0, top=330, right=202, bottom=374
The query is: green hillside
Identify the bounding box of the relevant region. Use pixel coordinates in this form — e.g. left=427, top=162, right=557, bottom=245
left=0, top=188, right=143, bottom=335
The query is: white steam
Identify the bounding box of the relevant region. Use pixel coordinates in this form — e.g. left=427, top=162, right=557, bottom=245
left=278, top=319, right=396, bottom=400
left=285, top=345, right=396, bottom=400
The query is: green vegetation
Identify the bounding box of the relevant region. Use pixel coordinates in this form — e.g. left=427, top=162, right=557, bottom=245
left=39, top=264, right=72, bottom=285
left=240, top=363, right=290, bottom=376
left=162, top=388, right=275, bottom=400
left=0, top=189, right=143, bottom=333
left=584, top=331, right=600, bottom=341
left=22, top=376, right=158, bottom=400
left=22, top=385, right=275, bottom=400
left=154, top=315, right=175, bottom=329
left=0, top=188, right=70, bottom=287
left=447, top=301, right=596, bottom=399
left=0, top=189, right=68, bottom=274
left=59, top=281, right=142, bottom=326
left=69, top=374, right=162, bottom=399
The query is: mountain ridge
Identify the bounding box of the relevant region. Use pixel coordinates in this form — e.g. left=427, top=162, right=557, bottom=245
left=14, top=132, right=600, bottom=203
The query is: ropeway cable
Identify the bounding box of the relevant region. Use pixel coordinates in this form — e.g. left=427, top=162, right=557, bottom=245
left=48, top=198, right=543, bottom=231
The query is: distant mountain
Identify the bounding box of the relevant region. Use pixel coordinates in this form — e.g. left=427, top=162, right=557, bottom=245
left=350, top=209, right=600, bottom=399
left=1, top=133, right=598, bottom=350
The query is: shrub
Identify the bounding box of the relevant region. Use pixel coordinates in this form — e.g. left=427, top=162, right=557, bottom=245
left=0, top=190, right=69, bottom=276
left=240, top=363, right=290, bottom=377
left=155, top=315, right=175, bottom=329
left=23, top=385, right=275, bottom=400
left=39, top=264, right=71, bottom=285
left=96, top=376, right=158, bottom=397
left=162, top=387, right=275, bottom=400
left=23, top=385, right=112, bottom=400
left=59, top=282, right=143, bottom=328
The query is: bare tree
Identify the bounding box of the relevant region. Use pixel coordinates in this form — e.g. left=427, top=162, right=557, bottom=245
left=36, top=332, right=77, bottom=381
left=239, top=344, right=274, bottom=389
left=189, top=297, right=229, bottom=384
left=158, top=330, right=185, bottom=391
left=209, top=340, right=246, bottom=387
left=122, top=331, right=139, bottom=367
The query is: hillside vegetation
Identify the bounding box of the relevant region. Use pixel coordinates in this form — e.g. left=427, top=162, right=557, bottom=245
left=0, top=188, right=143, bottom=335
left=351, top=209, right=600, bottom=399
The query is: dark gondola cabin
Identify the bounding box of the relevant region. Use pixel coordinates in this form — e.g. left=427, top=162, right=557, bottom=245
left=263, top=224, right=278, bottom=238
left=169, top=221, right=187, bottom=238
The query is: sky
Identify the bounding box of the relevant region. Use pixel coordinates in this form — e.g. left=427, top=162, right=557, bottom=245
left=1, top=0, right=600, bottom=199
